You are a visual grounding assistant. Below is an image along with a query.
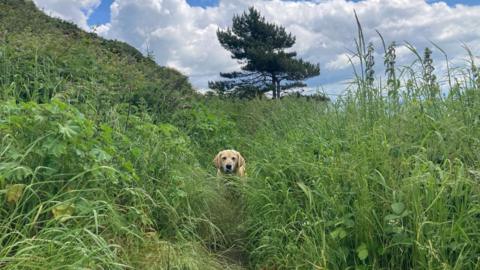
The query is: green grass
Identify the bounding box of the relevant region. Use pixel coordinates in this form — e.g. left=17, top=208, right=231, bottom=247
left=0, top=0, right=194, bottom=119
left=235, top=96, right=480, bottom=269
left=1, top=0, right=480, bottom=269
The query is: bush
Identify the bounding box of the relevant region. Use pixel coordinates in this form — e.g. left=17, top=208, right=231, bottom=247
left=0, top=100, right=234, bottom=268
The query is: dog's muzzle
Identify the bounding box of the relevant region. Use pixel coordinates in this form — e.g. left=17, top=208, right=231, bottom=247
left=224, top=164, right=234, bottom=173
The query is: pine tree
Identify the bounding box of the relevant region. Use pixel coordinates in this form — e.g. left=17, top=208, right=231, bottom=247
left=209, top=7, right=320, bottom=99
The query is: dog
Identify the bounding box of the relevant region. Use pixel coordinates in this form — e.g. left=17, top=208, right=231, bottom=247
left=213, top=149, right=246, bottom=177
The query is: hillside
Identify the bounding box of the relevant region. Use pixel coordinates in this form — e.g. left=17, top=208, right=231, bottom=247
left=0, top=0, right=193, bottom=118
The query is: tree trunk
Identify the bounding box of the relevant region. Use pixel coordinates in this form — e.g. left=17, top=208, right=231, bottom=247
left=272, top=74, right=278, bottom=99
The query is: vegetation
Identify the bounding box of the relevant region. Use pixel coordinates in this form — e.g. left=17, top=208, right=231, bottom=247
left=0, top=0, right=194, bottom=120
left=209, top=7, right=320, bottom=99
left=1, top=1, right=480, bottom=269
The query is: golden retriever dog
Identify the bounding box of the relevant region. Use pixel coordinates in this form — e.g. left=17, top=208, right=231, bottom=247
left=213, top=149, right=246, bottom=177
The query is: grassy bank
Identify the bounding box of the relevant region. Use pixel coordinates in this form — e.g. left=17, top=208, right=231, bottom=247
left=3, top=80, right=479, bottom=269
left=1, top=1, right=480, bottom=269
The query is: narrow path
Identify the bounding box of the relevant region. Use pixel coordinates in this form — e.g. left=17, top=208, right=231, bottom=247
left=213, top=182, right=251, bottom=269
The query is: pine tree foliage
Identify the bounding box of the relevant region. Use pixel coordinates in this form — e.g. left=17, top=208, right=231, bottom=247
left=209, top=7, right=320, bottom=99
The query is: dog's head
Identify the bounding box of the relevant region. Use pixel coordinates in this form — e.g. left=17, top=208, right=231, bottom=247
left=213, top=149, right=245, bottom=174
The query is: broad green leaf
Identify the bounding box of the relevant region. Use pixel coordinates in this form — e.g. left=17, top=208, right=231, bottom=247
left=330, top=227, right=347, bottom=239
left=90, top=148, right=112, bottom=162
left=52, top=203, right=75, bottom=222
left=176, top=190, right=187, bottom=198
left=356, top=243, right=368, bottom=261
left=43, top=138, right=66, bottom=157
left=6, top=184, right=26, bottom=204
left=391, top=202, right=405, bottom=214
left=57, top=121, right=79, bottom=139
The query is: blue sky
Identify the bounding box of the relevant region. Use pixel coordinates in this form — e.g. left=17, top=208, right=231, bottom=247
left=87, top=0, right=113, bottom=26
left=87, top=0, right=479, bottom=27
left=88, top=0, right=219, bottom=26
left=35, top=0, right=480, bottom=95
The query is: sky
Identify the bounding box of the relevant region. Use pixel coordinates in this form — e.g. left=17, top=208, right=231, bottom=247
left=33, top=0, right=480, bottom=96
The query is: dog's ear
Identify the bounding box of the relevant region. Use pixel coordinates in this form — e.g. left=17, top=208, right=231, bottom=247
left=236, top=151, right=245, bottom=168
left=213, top=152, right=222, bottom=169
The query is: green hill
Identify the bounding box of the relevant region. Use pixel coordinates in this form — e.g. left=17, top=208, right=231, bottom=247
left=0, top=0, right=193, bottom=118
left=0, top=1, right=240, bottom=269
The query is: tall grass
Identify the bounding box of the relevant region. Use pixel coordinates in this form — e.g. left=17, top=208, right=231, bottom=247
left=1, top=3, right=480, bottom=269
left=173, top=16, right=480, bottom=269
left=231, top=92, right=480, bottom=269
left=214, top=20, right=480, bottom=269
left=0, top=100, right=242, bottom=269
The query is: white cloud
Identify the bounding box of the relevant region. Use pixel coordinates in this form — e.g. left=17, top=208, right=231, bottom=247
left=33, top=0, right=480, bottom=93
left=326, top=53, right=355, bottom=71
left=33, top=0, right=101, bottom=30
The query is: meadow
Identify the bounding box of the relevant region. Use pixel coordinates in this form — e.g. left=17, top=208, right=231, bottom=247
left=1, top=1, right=480, bottom=269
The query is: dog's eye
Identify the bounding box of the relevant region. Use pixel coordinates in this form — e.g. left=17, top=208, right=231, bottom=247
left=232, top=157, right=236, bottom=160
left=222, top=157, right=227, bottom=160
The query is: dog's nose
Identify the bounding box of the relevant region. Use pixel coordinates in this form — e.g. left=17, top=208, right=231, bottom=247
left=226, top=164, right=232, bottom=170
